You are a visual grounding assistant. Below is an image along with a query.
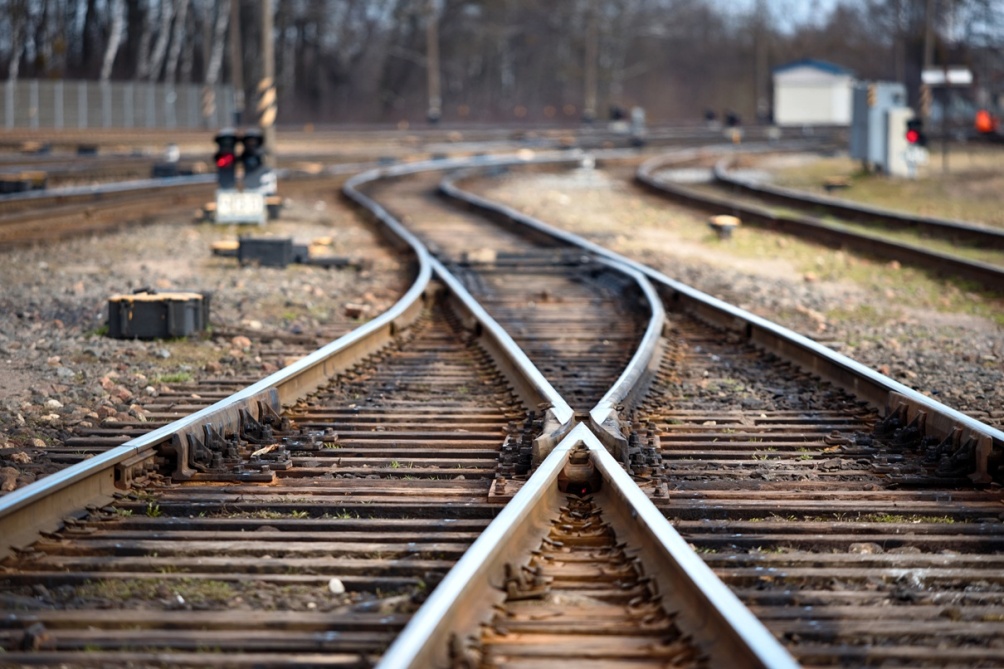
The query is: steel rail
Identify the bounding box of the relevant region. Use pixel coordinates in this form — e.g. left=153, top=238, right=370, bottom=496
left=0, top=169, right=435, bottom=557
left=0, top=155, right=596, bottom=558
left=714, top=157, right=1004, bottom=249
left=635, top=154, right=1004, bottom=293
left=440, top=159, right=1004, bottom=482
left=430, top=255, right=574, bottom=452
left=0, top=165, right=358, bottom=221
left=359, top=151, right=678, bottom=459
left=0, top=173, right=212, bottom=207
left=587, top=257, right=666, bottom=453
left=378, top=422, right=800, bottom=669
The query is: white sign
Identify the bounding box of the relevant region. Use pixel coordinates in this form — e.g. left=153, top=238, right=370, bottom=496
left=216, top=191, right=266, bottom=224
left=922, top=68, right=973, bottom=86
left=905, top=145, right=929, bottom=165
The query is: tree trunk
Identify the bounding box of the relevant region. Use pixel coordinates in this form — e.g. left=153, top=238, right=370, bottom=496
left=136, top=0, right=157, bottom=80
left=164, top=0, right=191, bottom=83
left=180, top=1, right=196, bottom=83
left=100, top=0, right=126, bottom=81
left=8, top=0, right=30, bottom=81
left=147, top=0, right=177, bottom=81
left=204, top=0, right=231, bottom=87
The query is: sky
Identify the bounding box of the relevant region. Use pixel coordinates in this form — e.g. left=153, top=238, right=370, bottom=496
left=714, top=0, right=845, bottom=31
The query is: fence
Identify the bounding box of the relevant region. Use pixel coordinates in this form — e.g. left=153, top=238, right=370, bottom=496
left=3, top=79, right=236, bottom=130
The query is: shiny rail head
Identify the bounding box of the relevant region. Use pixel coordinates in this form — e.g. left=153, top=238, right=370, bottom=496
left=429, top=255, right=574, bottom=429
left=379, top=423, right=798, bottom=669
left=0, top=165, right=440, bottom=558
left=440, top=155, right=1004, bottom=475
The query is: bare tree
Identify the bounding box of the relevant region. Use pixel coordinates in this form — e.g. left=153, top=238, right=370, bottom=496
left=6, top=0, right=31, bottom=81
left=204, top=0, right=230, bottom=87
left=135, top=0, right=158, bottom=80
left=164, top=0, right=191, bottom=83
left=100, top=0, right=126, bottom=81
left=146, top=0, right=177, bottom=81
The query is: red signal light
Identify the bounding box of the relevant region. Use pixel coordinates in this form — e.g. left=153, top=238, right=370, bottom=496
left=906, top=129, right=920, bottom=144
left=216, top=153, right=235, bottom=168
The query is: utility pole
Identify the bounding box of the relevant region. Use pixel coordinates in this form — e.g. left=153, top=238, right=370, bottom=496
left=425, top=0, right=441, bottom=123
left=583, top=0, right=598, bottom=123
left=922, top=0, right=935, bottom=123
left=229, top=0, right=244, bottom=126
left=753, top=0, right=769, bottom=123
left=923, top=0, right=951, bottom=173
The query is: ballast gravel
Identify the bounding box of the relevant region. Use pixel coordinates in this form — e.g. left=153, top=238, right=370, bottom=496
left=0, top=192, right=406, bottom=492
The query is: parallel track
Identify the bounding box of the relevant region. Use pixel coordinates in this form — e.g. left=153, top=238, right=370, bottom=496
left=636, top=155, right=1004, bottom=293
left=714, top=159, right=1004, bottom=249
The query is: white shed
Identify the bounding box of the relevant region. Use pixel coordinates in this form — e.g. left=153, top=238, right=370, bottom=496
left=773, top=59, right=854, bottom=126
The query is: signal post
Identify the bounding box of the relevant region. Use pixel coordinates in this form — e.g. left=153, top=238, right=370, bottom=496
left=213, top=128, right=274, bottom=225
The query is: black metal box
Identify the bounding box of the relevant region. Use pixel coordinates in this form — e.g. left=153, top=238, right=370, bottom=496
left=107, top=291, right=209, bottom=339
left=238, top=237, right=294, bottom=267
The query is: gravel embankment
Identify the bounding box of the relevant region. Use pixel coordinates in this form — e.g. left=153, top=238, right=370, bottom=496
left=473, top=167, right=1004, bottom=431
left=0, top=191, right=406, bottom=492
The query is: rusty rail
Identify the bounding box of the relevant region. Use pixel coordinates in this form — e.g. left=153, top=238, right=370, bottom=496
left=714, top=157, right=1004, bottom=250
left=380, top=422, right=798, bottom=668
left=635, top=154, right=1004, bottom=293
left=441, top=159, right=1004, bottom=484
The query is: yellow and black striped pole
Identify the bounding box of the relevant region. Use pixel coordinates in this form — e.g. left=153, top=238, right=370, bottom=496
left=258, top=0, right=276, bottom=165
left=920, top=83, right=932, bottom=120
left=201, top=86, right=216, bottom=125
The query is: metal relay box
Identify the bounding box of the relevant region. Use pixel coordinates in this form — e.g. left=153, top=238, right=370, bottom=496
left=107, top=291, right=210, bottom=339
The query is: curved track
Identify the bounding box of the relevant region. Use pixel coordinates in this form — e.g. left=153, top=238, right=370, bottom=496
left=0, top=154, right=792, bottom=667
left=6, top=147, right=1003, bottom=667
left=441, top=158, right=1004, bottom=667
left=636, top=154, right=1004, bottom=293
left=361, top=172, right=648, bottom=417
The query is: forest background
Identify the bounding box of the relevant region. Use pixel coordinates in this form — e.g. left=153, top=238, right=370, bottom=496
left=1, top=0, right=1001, bottom=124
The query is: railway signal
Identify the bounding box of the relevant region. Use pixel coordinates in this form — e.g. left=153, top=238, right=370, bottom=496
left=213, top=129, right=238, bottom=190
left=240, top=128, right=265, bottom=188
left=239, top=127, right=279, bottom=216
left=906, top=118, right=927, bottom=146
left=213, top=128, right=266, bottom=225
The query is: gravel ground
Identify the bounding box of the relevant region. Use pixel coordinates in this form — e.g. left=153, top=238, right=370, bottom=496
left=0, top=190, right=406, bottom=493
left=472, top=166, right=1004, bottom=431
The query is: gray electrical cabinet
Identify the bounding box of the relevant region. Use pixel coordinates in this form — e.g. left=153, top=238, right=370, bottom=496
left=850, top=81, right=907, bottom=172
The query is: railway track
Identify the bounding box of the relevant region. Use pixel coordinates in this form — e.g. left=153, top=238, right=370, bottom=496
left=636, top=154, right=1004, bottom=293
left=359, top=172, right=651, bottom=416
left=0, top=153, right=792, bottom=666
left=4, top=148, right=1003, bottom=666
left=441, top=159, right=1004, bottom=666
left=714, top=158, right=1004, bottom=249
